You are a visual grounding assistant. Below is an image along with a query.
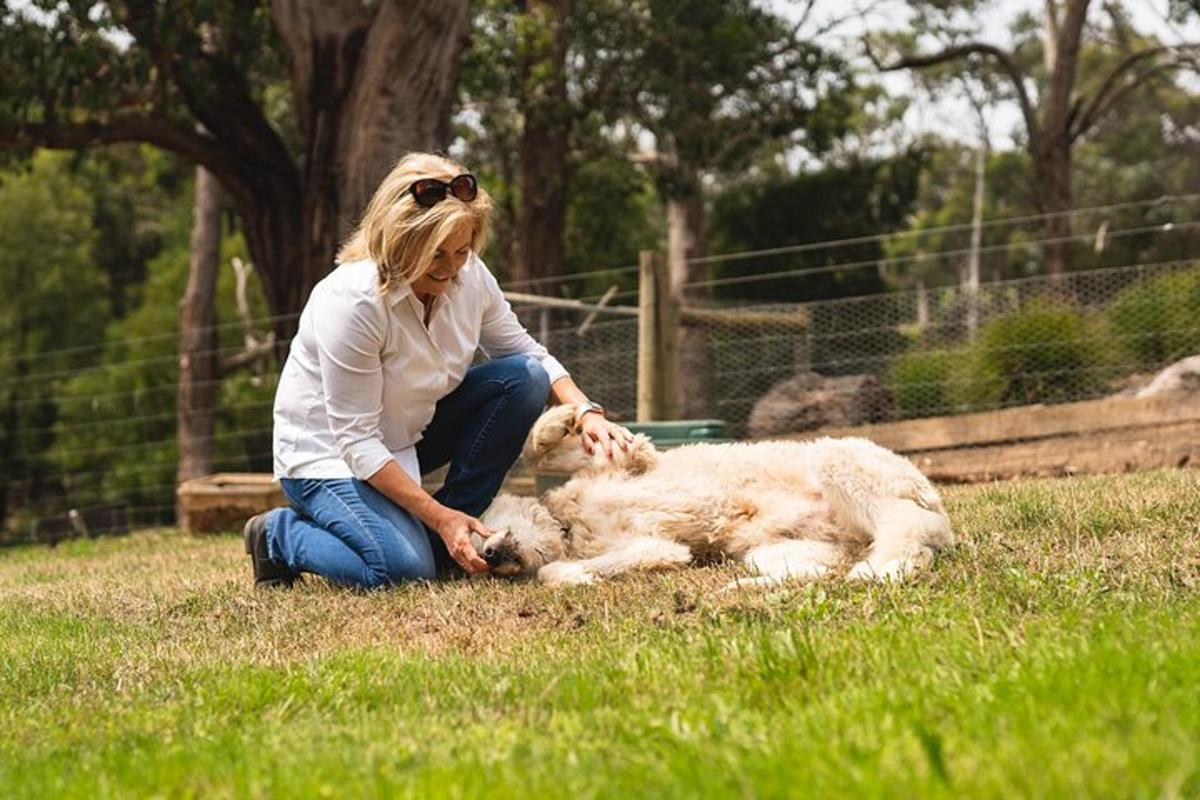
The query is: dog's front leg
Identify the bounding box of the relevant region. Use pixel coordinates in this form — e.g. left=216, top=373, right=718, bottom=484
left=537, top=537, right=692, bottom=586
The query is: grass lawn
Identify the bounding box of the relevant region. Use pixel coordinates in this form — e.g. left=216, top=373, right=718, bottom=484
left=2, top=469, right=1199, bottom=798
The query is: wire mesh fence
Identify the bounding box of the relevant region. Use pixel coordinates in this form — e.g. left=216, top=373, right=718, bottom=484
left=523, top=257, right=1200, bottom=439
left=4, top=246, right=1200, bottom=542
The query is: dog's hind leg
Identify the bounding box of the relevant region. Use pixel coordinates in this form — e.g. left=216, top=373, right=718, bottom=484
left=724, top=540, right=844, bottom=590
left=537, top=537, right=692, bottom=586
left=846, top=498, right=952, bottom=582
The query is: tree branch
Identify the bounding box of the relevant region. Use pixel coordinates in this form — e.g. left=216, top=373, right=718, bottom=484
left=115, top=0, right=300, bottom=196
left=1071, top=44, right=1200, bottom=140
left=877, top=42, right=1040, bottom=144
left=0, top=116, right=254, bottom=207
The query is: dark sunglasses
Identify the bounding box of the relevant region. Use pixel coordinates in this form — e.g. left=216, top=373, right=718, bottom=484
left=408, top=173, right=479, bottom=208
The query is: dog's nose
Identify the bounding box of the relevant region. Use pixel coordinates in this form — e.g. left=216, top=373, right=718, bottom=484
left=483, top=546, right=503, bottom=567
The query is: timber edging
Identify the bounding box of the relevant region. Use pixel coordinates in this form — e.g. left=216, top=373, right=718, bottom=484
left=782, top=392, right=1200, bottom=483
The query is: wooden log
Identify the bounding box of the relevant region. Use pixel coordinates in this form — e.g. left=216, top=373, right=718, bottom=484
left=909, top=419, right=1200, bottom=483
left=679, top=306, right=808, bottom=329
left=803, top=392, right=1200, bottom=453
left=176, top=473, right=286, bottom=534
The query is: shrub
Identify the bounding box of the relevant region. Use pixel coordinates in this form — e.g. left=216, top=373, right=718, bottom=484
left=970, top=302, right=1108, bottom=408
left=887, top=302, right=1113, bottom=419
left=887, top=348, right=964, bottom=419
left=1106, top=267, right=1200, bottom=366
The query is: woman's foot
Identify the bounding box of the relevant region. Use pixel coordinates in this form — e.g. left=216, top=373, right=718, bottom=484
left=243, top=511, right=301, bottom=589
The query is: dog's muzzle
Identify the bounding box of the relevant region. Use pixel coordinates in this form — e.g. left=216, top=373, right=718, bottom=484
left=480, top=528, right=518, bottom=570
left=482, top=543, right=505, bottom=568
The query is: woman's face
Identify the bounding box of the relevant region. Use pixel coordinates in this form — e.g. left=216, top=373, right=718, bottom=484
left=411, top=223, right=473, bottom=299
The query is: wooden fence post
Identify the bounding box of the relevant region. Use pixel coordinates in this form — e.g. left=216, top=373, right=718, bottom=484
left=659, top=254, right=681, bottom=421
left=638, top=249, right=681, bottom=421
left=637, top=250, right=659, bottom=421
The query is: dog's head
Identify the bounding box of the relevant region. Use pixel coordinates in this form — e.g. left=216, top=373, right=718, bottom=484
left=477, top=494, right=568, bottom=576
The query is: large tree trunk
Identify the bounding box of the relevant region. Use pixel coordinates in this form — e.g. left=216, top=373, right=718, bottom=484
left=514, top=0, right=572, bottom=288
left=1036, top=139, right=1074, bottom=278
left=667, top=181, right=709, bottom=420
left=258, top=0, right=471, bottom=343
left=176, top=166, right=222, bottom=511
left=1037, top=0, right=1089, bottom=277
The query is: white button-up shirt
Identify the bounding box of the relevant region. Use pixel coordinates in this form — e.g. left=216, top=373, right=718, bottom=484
left=272, top=255, right=568, bottom=482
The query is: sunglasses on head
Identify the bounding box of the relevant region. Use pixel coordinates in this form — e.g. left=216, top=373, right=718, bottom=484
left=408, top=173, right=479, bottom=208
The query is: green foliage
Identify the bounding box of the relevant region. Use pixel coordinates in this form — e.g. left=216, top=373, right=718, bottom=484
left=46, top=187, right=275, bottom=528
left=0, top=151, right=109, bottom=532
left=1106, top=267, right=1200, bottom=366
left=970, top=304, right=1107, bottom=408
left=887, top=347, right=966, bottom=419
left=562, top=139, right=660, bottom=295
left=887, top=302, right=1115, bottom=418
left=709, top=150, right=929, bottom=303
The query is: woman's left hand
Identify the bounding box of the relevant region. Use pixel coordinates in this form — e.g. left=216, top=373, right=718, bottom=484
left=579, top=413, right=635, bottom=459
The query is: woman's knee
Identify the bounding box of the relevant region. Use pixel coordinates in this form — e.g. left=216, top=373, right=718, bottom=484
left=497, top=354, right=550, bottom=411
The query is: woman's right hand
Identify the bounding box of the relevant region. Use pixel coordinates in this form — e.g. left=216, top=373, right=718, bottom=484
left=432, top=507, right=491, bottom=574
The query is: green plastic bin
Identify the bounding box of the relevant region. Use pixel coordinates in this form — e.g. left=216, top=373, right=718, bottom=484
left=624, top=419, right=730, bottom=449
left=534, top=418, right=729, bottom=494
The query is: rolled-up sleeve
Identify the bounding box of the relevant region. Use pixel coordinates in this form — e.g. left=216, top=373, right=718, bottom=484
left=311, top=286, right=394, bottom=480
left=478, top=268, right=569, bottom=383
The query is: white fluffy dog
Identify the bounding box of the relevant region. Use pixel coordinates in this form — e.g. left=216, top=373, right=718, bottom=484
left=478, top=404, right=954, bottom=587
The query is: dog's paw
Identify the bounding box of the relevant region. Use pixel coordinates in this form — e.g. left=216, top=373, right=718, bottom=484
left=537, top=561, right=595, bottom=586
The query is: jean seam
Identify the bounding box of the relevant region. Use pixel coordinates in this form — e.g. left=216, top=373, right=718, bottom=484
left=316, top=482, right=390, bottom=584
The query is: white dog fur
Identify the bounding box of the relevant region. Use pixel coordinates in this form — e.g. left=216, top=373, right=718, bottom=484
left=478, top=404, right=954, bottom=587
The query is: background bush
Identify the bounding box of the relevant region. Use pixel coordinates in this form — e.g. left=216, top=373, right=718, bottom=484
left=1106, top=266, right=1200, bottom=367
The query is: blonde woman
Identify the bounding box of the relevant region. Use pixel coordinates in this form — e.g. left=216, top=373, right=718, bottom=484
left=243, top=152, right=631, bottom=589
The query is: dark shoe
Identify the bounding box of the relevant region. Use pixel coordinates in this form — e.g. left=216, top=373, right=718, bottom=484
left=243, top=511, right=300, bottom=589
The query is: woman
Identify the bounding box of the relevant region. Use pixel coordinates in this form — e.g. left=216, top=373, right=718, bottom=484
left=243, top=152, right=631, bottom=589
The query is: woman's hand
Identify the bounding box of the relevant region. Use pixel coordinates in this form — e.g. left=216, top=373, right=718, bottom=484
left=578, top=412, right=635, bottom=459
left=432, top=507, right=491, bottom=574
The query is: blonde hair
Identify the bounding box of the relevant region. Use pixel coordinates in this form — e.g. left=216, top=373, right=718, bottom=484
left=337, top=152, right=493, bottom=292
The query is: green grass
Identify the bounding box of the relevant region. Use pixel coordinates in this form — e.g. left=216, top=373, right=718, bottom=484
left=2, top=470, right=1200, bottom=798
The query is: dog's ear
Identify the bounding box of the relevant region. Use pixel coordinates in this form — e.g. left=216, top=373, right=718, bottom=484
left=531, top=504, right=569, bottom=560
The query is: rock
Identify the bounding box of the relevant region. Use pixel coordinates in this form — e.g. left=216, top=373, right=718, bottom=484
left=1135, top=355, right=1200, bottom=397
left=748, top=372, right=894, bottom=439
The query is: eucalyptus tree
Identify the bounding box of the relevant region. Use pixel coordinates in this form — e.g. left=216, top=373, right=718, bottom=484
left=608, top=0, right=857, bottom=416
left=0, top=0, right=471, bottom=338
left=873, top=0, right=1199, bottom=276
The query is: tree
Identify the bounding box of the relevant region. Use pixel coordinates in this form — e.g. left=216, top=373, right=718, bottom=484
left=176, top=163, right=221, bottom=494
left=616, top=0, right=856, bottom=416
left=460, top=0, right=643, bottom=288
left=515, top=0, right=572, bottom=287
left=0, top=153, right=109, bottom=533
left=0, top=1, right=471, bottom=340
left=873, top=0, right=1199, bottom=275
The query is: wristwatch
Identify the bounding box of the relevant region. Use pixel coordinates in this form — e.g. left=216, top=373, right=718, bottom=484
left=572, top=400, right=606, bottom=432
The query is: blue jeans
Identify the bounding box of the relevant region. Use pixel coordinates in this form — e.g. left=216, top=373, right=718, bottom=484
left=266, top=354, right=551, bottom=589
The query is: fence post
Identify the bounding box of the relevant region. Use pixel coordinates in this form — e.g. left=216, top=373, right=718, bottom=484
left=659, top=253, right=681, bottom=421
left=638, top=249, right=681, bottom=421
left=637, top=250, right=660, bottom=421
